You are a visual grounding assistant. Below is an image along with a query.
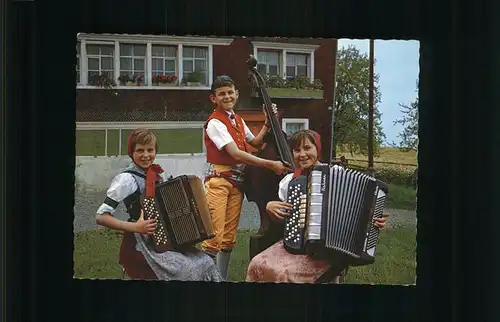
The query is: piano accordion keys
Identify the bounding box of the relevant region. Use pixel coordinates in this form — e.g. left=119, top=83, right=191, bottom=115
left=283, top=164, right=389, bottom=266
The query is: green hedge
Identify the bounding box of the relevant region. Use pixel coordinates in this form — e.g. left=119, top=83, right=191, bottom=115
left=373, top=166, right=417, bottom=188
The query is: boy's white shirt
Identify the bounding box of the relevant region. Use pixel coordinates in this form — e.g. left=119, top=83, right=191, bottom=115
left=206, top=109, right=255, bottom=150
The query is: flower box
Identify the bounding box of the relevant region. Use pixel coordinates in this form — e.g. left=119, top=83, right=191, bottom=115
left=153, top=83, right=177, bottom=87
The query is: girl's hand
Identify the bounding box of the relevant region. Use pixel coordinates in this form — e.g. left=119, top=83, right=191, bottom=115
left=135, top=209, right=157, bottom=235
left=266, top=201, right=294, bottom=222
left=374, top=212, right=391, bottom=229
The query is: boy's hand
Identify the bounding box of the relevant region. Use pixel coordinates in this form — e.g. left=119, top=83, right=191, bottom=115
left=262, top=103, right=278, bottom=127
left=270, top=160, right=293, bottom=175
left=135, top=209, right=157, bottom=235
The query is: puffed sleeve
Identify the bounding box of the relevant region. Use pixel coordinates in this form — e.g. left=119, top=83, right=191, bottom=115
left=96, top=173, right=138, bottom=215
left=278, top=173, right=294, bottom=202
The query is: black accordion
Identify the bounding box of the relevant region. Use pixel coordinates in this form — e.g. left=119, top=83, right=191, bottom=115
left=142, top=175, right=215, bottom=252
left=283, top=164, right=389, bottom=266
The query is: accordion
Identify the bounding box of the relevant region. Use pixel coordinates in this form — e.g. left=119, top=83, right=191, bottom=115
left=142, top=175, right=215, bottom=253
left=283, top=164, right=388, bottom=266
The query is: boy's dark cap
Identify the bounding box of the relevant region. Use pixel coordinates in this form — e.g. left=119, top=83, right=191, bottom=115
left=211, top=75, right=235, bottom=92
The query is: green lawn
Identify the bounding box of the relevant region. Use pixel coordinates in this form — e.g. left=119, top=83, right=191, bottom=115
left=74, top=181, right=416, bottom=283
left=386, top=184, right=416, bottom=210
left=339, top=147, right=418, bottom=170
left=74, top=225, right=416, bottom=284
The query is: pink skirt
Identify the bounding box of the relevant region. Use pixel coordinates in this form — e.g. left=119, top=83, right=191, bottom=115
left=245, top=240, right=331, bottom=283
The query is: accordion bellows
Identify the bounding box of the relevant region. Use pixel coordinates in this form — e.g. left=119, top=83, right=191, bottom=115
left=143, top=175, right=215, bottom=252
left=283, top=164, right=388, bottom=266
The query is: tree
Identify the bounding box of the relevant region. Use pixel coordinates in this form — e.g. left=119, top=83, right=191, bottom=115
left=334, top=45, right=386, bottom=156
left=393, top=79, right=419, bottom=151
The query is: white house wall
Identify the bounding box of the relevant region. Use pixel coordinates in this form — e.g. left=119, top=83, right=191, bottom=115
left=75, top=154, right=209, bottom=192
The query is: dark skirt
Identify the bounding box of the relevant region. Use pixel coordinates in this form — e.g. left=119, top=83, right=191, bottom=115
left=119, top=232, right=158, bottom=280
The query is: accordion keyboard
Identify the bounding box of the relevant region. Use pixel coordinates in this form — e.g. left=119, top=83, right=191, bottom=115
left=364, top=187, right=387, bottom=256
left=283, top=176, right=308, bottom=254
left=143, top=196, right=169, bottom=247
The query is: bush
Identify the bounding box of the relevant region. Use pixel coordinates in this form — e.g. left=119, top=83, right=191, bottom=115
left=374, top=166, right=417, bottom=187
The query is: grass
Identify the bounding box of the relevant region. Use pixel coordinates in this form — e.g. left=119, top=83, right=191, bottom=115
left=338, top=147, right=417, bottom=170
left=386, top=184, right=416, bottom=210
left=340, top=147, right=417, bottom=165
left=74, top=226, right=416, bottom=285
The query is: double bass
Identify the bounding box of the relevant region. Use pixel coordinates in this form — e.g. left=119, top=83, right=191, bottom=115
left=243, top=55, right=296, bottom=260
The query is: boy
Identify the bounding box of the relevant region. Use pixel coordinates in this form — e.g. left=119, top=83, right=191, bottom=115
left=201, top=75, right=292, bottom=280
left=95, top=128, right=222, bottom=281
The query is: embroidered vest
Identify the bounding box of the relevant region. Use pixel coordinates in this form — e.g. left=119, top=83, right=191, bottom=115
left=204, top=109, right=248, bottom=166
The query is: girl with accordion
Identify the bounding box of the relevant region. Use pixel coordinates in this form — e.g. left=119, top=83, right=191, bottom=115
left=245, top=130, right=390, bottom=283
left=95, top=128, right=223, bottom=281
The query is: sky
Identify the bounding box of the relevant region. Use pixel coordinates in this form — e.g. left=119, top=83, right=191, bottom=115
left=337, top=39, right=420, bottom=146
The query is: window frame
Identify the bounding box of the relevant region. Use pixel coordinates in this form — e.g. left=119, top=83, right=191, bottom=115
left=118, top=43, right=148, bottom=84
left=76, top=33, right=233, bottom=90
left=76, top=121, right=207, bottom=156
left=151, top=44, right=178, bottom=80
left=281, top=118, right=310, bottom=136
left=85, top=42, right=115, bottom=85
left=252, top=41, right=319, bottom=83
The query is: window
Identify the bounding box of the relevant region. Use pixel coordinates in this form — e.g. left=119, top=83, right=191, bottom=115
left=76, top=42, right=80, bottom=84
left=75, top=123, right=205, bottom=156
left=86, top=44, right=115, bottom=84
left=76, top=34, right=234, bottom=89
left=152, top=45, right=177, bottom=78
left=252, top=42, right=318, bottom=83
left=182, top=46, right=208, bottom=85
left=257, top=50, right=281, bottom=76
left=286, top=53, right=309, bottom=79
left=282, top=118, right=309, bottom=136
left=119, top=44, right=146, bottom=82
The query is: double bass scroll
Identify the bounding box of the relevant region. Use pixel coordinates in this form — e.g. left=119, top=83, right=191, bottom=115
left=243, top=55, right=296, bottom=260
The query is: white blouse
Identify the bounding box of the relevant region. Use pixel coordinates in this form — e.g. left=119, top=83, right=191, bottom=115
left=278, top=173, right=294, bottom=202
left=96, top=172, right=146, bottom=215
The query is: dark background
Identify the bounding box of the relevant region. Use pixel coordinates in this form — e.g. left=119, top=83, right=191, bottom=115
left=4, top=0, right=499, bottom=321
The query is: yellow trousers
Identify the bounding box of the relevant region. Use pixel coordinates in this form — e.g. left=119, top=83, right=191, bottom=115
left=201, top=165, right=244, bottom=255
